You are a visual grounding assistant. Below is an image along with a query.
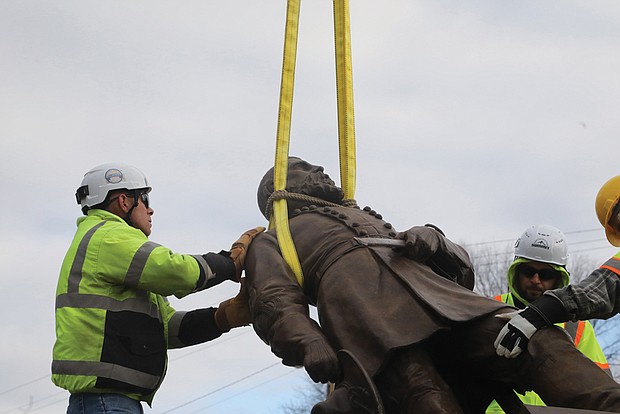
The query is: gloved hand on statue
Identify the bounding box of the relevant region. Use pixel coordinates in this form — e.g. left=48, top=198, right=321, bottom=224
left=303, top=339, right=341, bottom=384
left=228, top=226, right=266, bottom=281
left=494, top=310, right=540, bottom=358
left=398, top=224, right=445, bottom=263
left=494, top=294, right=570, bottom=358
left=214, top=279, right=252, bottom=332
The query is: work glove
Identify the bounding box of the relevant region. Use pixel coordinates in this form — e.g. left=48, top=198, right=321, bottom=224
left=303, top=339, right=340, bottom=384
left=494, top=294, right=569, bottom=358
left=228, top=226, right=266, bottom=281
left=494, top=302, right=559, bottom=358
left=493, top=311, right=539, bottom=358
left=398, top=224, right=444, bottom=263
left=214, top=279, right=252, bottom=332
left=495, top=293, right=571, bottom=358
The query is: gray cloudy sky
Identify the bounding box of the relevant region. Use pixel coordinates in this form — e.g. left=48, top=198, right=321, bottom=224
left=1, top=1, right=620, bottom=413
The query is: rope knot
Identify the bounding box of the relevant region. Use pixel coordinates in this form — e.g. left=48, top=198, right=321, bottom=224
left=265, top=190, right=357, bottom=219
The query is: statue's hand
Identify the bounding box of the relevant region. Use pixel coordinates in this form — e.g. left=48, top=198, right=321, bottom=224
left=303, top=339, right=340, bottom=383
left=398, top=225, right=443, bottom=263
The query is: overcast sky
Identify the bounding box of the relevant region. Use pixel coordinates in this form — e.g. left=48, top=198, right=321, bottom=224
left=2, top=1, right=620, bottom=413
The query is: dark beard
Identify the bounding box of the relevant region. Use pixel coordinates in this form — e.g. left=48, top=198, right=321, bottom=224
left=297, top=174, right=344, bottom=205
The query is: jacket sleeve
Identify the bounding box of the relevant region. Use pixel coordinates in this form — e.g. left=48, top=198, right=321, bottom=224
left=546, top=264, right=620, bottom=321
left=97, top=224, right=214, bottom=299
left=166, top=308, right=223, bottom=349
left=244, top=232, right=332, bottom=367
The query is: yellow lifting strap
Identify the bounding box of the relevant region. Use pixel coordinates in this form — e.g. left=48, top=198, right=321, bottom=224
left=334, top=0, right=357, bottom=201
left=272, top=0, right=304, bottom=286
left=271, top=0, right=357, bottom=287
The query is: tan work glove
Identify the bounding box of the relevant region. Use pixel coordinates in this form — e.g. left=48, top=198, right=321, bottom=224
left=214, top=279, right=252, bottom=332
left=229, top=226, right=265, bottom=281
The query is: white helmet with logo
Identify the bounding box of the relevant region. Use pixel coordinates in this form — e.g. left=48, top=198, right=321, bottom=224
left=514, top=224, right=568, bottom=266
left=75, top=163, right=151, bottom=213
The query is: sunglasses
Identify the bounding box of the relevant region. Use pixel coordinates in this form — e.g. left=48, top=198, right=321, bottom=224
left=517, top=264, right=560, bottom=282
left=136, top=191, right=150, bottom=209
left=108, top=191, right=150, bottom=209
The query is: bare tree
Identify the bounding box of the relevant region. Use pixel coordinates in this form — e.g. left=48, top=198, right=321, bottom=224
left=465, top=241, right=514, bottom=298
left=280, top=378, right=328, bottom=414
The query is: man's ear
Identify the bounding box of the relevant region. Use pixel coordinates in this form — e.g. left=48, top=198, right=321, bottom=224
left=118, top=194, right=132, bottom=213
left=107, top=193, right=130, bottom=215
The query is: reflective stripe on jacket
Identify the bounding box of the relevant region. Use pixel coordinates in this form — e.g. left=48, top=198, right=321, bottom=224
left=486, top=292, right=612, bottom=413
left=52, top=210, right=212, bottom=403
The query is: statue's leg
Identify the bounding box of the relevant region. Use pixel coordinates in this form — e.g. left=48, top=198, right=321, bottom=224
left=375, top=346, right=464, bottom=414
left=311, top=350, right=384, bottom=414
left=447, top=312, right=620, bottom=413
left=527, top=327, right=620, bottom=412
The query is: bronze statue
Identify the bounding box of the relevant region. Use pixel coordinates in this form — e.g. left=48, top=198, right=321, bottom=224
left=244, top=157, right=620, bottom=414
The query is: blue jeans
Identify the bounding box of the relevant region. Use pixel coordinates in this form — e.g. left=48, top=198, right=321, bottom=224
left=67, top=393, right=144, bottom=414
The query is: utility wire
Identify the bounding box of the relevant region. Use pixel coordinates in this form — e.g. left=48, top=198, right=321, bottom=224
left=0, top=390, right=66, bottom=414
left=0, top=375, right=48, bottom=397
left=159, top=362, right=281, bottom=413
left=465, top=228, right=602, bottom=247
left=186, top=366, right=298, bottom=413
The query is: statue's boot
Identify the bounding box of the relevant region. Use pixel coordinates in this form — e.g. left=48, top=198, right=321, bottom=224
left=311, top=350, right=384, bottom=414
left=376, top=347, right=464, bottom=414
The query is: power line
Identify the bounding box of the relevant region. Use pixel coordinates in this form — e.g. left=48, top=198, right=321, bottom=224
left=0, top=390, right=66, bottom=414
left=21, top=394, right=67, bottom=413
left=159, top=362, right=281, bottom=413
left=465, top=228, right=603, bottom=247
left=169, top=329, right=252, bottom=362
left=0, top=375, right=48, bottom=397
left=186, top=367, right=297, bottom=413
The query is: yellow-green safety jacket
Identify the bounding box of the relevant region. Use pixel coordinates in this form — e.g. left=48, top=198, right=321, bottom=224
left=486, top=258, right=612, bottom=413
left=52, top=210, right=223, bottom=404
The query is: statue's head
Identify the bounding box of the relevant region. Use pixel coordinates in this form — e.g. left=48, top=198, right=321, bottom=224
left=257, top=157, right=344, bottom=219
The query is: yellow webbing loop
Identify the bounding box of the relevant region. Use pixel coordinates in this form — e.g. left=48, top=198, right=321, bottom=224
left=272, top=0, right=304, bottom=286
left=271, top=0, right=357, bottom=287
left=333, top=0, right=356, bottom=201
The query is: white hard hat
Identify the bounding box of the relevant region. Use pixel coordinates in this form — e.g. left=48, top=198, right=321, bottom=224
left=75, top=163, right=151, bottom=212
left=514, top=224, right=568, bottom=266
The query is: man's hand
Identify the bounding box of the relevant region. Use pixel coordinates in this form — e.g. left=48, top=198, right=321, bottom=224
left=494, top=295, right=569, bottom=358
left=229, top=226, right=266, bottom=281
left=494, top=308, right=545, bottom=358
left=303, top=339, right=340, bottom=384
left=214, top=279, right=251, bottom=332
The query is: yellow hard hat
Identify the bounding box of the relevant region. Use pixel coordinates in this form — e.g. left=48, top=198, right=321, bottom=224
left=595, top=175, right=620, bottom=246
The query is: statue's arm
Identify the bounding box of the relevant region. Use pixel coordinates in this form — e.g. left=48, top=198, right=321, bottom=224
left=399, top=224, right=475, bottom=289
left=244, top=233, right=339, bottom=382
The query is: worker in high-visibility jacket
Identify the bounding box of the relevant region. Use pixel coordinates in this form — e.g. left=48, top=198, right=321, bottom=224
left=52, top=163, right=264, bottom=414
left=487, top=224, right=611, bottom=414
left=496, top=176, right=620, bottom=359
